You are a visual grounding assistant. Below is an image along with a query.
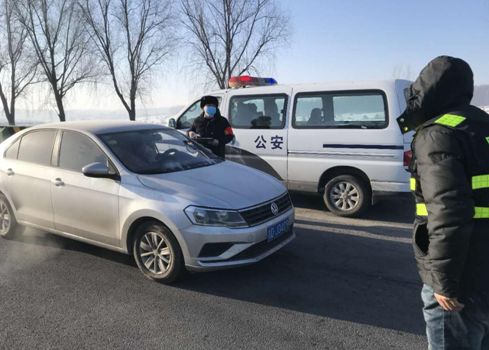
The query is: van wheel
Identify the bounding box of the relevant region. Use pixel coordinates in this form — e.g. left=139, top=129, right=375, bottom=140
left=323, top=175, right=371, bottom=217
left=133, top=221, right=184, bottom=284
left=0, top=194, right=16, bottom=239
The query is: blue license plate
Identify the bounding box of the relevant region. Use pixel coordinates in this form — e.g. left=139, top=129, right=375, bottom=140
left=267, top=218, right=290, bottom=242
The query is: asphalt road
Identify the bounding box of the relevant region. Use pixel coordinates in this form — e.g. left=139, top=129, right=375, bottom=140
left=0, top=193, right=426, bottom=349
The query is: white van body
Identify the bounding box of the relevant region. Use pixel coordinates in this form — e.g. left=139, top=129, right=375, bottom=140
left=171, top=79, right=412, bottom=217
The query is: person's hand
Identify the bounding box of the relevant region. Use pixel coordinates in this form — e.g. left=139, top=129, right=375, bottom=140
left=210, top=139, right=219, bottom=146
left=434, top=293, right=464, bottom=312
left=188, top=131, right=200, bottom=139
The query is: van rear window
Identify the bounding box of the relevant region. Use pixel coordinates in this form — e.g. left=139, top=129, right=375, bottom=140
left=293, top=90, right=388, bottom=129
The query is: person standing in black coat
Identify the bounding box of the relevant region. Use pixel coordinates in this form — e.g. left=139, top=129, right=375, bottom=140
left=188, top=95, right=234, bottom=158
left=398, top=56, right=489, bottom=349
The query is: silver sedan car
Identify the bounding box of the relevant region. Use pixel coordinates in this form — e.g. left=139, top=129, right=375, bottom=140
left=0, top=121, right=295, bottom=282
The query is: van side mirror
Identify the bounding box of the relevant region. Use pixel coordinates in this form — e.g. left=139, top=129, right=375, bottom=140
left=82, top=162, right=120, bottom=180
left=168, top=118, right=176, bottom=128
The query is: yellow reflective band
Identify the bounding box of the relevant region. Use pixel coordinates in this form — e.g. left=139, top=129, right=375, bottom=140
left=474, top=207, right=489, bottom=219
left=486, top=137, right=489, bottom=144
left=416, top=203, right=428, bottom=216
left=410, top=178, right=416, bottom=191
left=472, top=175, right=489, bottom=190
left=416, top=204, right=489, bottom=219
left=435, top=114, right=466, bottom=128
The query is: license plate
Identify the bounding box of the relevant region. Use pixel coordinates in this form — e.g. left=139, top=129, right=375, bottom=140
left=267, top=218, right=289, bottom=242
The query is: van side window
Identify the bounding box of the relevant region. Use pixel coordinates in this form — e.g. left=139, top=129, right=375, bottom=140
left=229, top=94, right=287, bottom=129
left=177, top=96, right=222, bottom=129
left=293, top=91, right=388, bottom=129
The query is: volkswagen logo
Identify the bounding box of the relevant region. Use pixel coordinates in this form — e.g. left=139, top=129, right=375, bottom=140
left=270, top=202, right=279, bottom=216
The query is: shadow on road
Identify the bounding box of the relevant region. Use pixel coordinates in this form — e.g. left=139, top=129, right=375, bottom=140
left=4, top=195, right=423, bottom=336
left=291, top=192, right=415, bottom=224
left=171, top=217, right=424, bottom=335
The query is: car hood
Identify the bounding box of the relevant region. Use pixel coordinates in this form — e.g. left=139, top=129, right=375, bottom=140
left=137, top=161, right=286, bottom=209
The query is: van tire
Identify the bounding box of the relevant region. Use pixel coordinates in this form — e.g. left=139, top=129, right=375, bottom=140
left=323, top=175, right=371, bottom=217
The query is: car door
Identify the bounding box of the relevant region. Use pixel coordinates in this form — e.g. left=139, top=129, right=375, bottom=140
left=51, top=130, right=120, bottom=246
left=225, top=90, right=290, bottom=181
left=1, top=129, right=57, bottom=228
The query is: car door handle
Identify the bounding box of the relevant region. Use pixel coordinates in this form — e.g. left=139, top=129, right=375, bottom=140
left=6, top=168, right=14, bottom=176
left=53, top=178, right=64, bottom=187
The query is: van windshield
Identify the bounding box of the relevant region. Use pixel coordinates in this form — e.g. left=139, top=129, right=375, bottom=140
left=99, top=128, right=222, bottom=174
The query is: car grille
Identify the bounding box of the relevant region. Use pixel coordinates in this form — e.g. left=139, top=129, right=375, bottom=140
left=239, top=193, right=292, bottom=226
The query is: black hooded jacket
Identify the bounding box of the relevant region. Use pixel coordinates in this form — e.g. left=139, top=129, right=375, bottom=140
left=399, top=56, right=489, bottom=299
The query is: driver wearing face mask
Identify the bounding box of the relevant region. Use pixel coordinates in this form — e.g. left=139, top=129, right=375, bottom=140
left=187, top=95, right=234, bottom=158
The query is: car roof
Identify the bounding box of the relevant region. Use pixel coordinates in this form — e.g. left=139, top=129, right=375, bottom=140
left=28, top=120, right=167, bottom=135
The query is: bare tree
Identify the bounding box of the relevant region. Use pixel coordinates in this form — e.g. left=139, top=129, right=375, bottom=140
left=80, top=0, right=174, bottom=121
left=15, top=0, right=98, bottom=121
left=181, top=0, right=289, bottom=89
left=0, top=0, right=38, bottom=125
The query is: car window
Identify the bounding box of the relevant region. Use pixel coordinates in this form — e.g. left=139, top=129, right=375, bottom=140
left=99, top=128, right=221, bottom=174
left=229, top=94, right=287, bottom=129
left=177, top=96, right=222, bottom=129
left=17, top=130, right=56, bottom=166
left=293, top=91, right=388, bottom=129
left=58, top=131, right=109, bottom=172
left=4, top=139, right=20, bottom=160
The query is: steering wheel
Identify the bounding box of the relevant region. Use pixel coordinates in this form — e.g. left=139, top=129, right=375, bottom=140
left=156, top=148, right=180, bottom=162
left=162, top=148, right=179, bottom=156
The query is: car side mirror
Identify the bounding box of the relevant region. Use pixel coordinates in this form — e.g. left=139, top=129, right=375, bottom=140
left=168, top=118, right=176, bottom=128
left=82, top=162, right=120, bottom=180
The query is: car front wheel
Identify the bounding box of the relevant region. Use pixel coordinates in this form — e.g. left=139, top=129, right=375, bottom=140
left=133, top=221, right=184, bottom=283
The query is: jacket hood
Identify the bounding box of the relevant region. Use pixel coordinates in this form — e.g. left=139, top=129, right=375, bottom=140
left=397, top=56, right=473, bottom=134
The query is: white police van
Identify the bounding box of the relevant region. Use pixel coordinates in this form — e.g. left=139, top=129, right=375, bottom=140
left=169, top=77, right=412, bottom=217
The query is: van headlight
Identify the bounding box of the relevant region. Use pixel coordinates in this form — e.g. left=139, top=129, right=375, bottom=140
left=184, top=206, right=248, bottom=228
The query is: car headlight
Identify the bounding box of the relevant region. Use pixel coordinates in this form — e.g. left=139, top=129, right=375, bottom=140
left=184, top=206, right=248, bottom=228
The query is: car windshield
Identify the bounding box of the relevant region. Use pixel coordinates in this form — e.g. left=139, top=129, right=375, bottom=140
left=98, top=128, right=222, bottom=174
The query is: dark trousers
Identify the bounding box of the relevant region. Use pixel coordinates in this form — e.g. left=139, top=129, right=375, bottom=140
left=422, top=284, right=489, bottom=349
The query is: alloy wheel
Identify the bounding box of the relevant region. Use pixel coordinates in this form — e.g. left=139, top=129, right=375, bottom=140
left=138, top=231, right=173, bottom=275
left=329, top=181, right=360, bottom=211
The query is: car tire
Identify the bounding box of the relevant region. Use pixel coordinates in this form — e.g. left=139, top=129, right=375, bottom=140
left=0, top=193, right=17, bottom=239
left=133, top=221, right=184, bottom=284
left=323, top=175, right=371, bottom=217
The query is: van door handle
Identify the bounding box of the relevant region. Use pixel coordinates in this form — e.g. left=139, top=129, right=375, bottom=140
left=53, top=178, right=64, bottom=187
left=6, top=168, right=14, bottom=176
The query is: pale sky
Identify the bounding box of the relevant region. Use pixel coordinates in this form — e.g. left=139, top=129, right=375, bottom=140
left=13, top=0, right=489, bottom=120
